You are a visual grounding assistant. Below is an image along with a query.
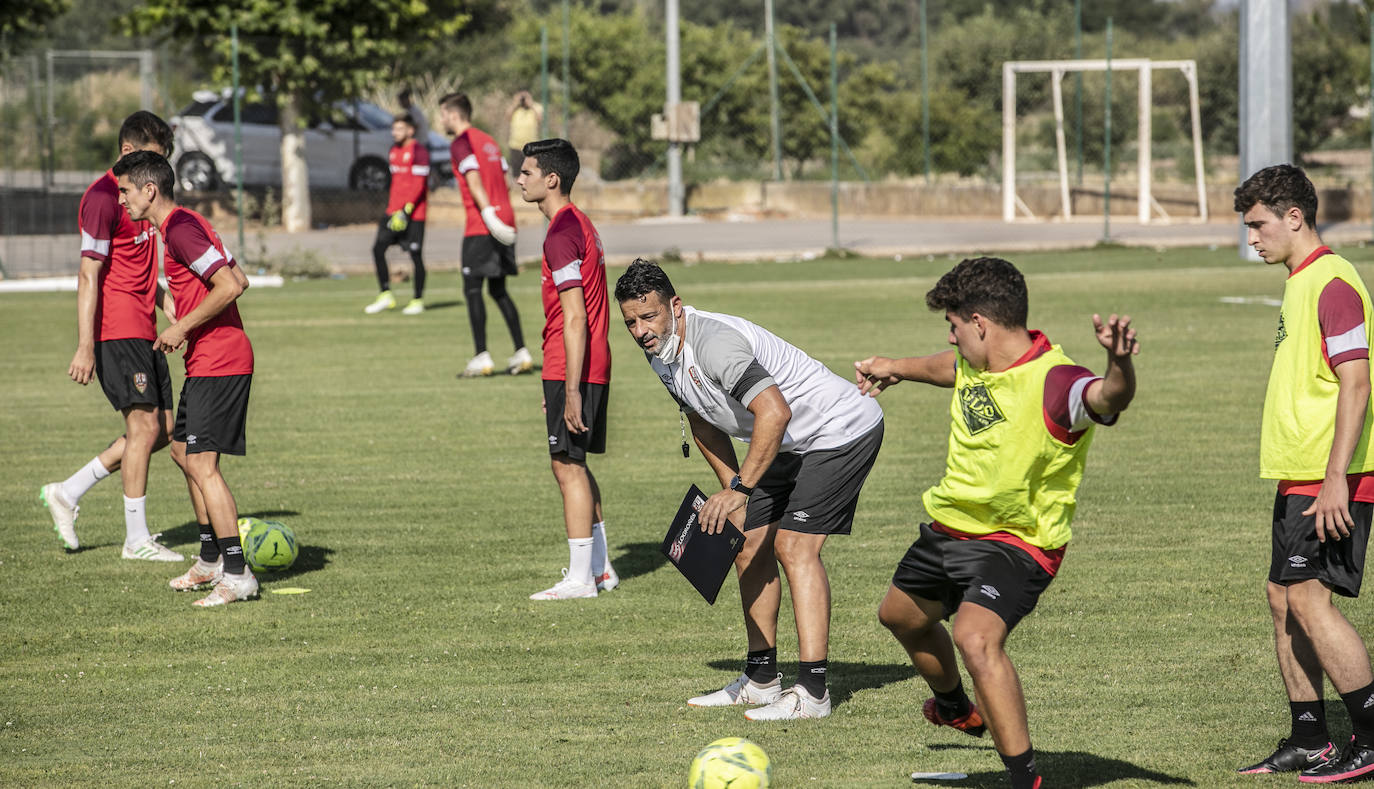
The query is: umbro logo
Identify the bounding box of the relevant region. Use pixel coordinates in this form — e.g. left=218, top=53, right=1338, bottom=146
left=186, top=434, right=197, bottom=444
left=1289, top=555, right=1308, bottom=568
left=792, top=511, right=811, bottom=523
left=980, top=585, right=1001, bottom=599
left=1299, top=711, right=1318, bottom=721
left=548, top=435, right=558, bottom=445
left=1364, top=694, right=1374, bottom=710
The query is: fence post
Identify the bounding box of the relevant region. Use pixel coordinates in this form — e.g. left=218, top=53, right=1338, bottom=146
left=830, top=24, right=839, bottom=251
left=540, top=25, right=549, bottom=139
left=920, top=0, right=931, bottom=184
left=561, top=0, right=570, bottom=138
left=1103, top=17, right=1112, bottom=243
left=666, top=0, right=683, bottom=217
left=765, top=0, right=783, bottom=181
left=1074, top=0, right=1083, bottom=186
left=232, top=23, right=245, bottom=261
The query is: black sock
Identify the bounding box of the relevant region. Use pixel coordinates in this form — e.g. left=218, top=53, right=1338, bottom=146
left=798, top=659, right=827, bottom=699
left=744, top=648, right=777, bottom=684
left=198, top=523, right=219, bottom=563
left=1290, top=700, right=1330, bottom=748
left=933, top=681, right=973, bottom=721
left=999, top=748, right=1039, bottom=789
left=1341, top=682, right=1374, bottom=747
left=217, top=535, right=246, bottom=575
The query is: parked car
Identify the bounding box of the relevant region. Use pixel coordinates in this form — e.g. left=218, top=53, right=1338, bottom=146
left=169, top=90, right=452, bottom=192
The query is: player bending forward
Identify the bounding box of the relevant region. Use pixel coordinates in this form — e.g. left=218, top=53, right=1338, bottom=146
left=114, top=150, right=258, bottom=607
left=855, top=256, right=1137, bottom=789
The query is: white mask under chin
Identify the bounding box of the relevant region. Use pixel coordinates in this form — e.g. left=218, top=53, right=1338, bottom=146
left=654, top=308, right=681, bottom=363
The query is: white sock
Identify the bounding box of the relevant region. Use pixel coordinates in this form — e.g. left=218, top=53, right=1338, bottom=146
left=591, top=521, right=611, bottom=575
left=60, top=456, right=110, bottom=504
left=123, top=495, right=151, bottom=546
left=568, top=537, right=595, bottom=585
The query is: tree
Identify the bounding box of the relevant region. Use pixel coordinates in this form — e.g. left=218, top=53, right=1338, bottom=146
left=126, top=1, right=472, bottom=231
left=1, top=0, right=72, bottom=55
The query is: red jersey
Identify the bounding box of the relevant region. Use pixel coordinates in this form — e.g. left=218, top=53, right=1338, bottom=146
left=78, top=170, right=158, bottom=341
left=451, top=127, right=514, bottom=237
left=387, top=140, right=429, bottom=221
left=540, top=203, right=611, bottom=384
left=160, top=207, right=254, bottom=377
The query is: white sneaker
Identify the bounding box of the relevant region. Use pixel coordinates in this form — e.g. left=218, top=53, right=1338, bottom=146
left=529, top=569, right=597, bottom=600
left=363, top=291, right=396, bottom=314
left=193, top=570, right=259, bottom=607
left=40, top=482, right=79, bottom=549
left=595, top=566, right=620, bottom=592
left=122, top=534, right=184, bottom=562
left=461, top=351, right=495, bottom=378
left=170, top=557, right=223, bottom=591
left=507, top=347, right=534, bottom=375
left=744, top=684, right=831, bottom=721
left=688, top=673, right=783, bottom=707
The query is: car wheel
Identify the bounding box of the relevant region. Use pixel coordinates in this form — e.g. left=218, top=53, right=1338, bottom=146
left=350, top=157, right=389, bottom=191
left=176, top=152, right=219, bottom=192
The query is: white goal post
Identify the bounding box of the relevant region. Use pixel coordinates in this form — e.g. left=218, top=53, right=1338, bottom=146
left=1002, top=58, right=1207, bottom=224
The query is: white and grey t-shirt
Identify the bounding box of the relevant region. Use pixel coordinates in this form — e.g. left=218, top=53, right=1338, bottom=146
left=648, top=306, right=883, bottom=453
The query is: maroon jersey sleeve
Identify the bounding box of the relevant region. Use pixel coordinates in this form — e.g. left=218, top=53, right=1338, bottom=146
left=543, top=216, right=586, bottom=293
left=1318, top=278, right=1370, bottom=368
left=78, top=189, right=120, bottom=263
left=452, top=134, right=477, bottom=176
left=166, top=219, right=228, bottom=284
left=1043, top=364, right=1114, bottom=443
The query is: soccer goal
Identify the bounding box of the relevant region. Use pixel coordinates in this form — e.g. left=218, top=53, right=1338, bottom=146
left=1001, top=58, right=1206, bottom=224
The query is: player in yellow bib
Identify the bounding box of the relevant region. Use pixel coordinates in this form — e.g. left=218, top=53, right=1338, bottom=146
left=1235, top=164, right=1374, bottom=783
left=854, top=257, right=1139, bottom=789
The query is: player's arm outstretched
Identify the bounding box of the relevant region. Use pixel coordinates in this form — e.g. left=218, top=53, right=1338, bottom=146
left=1083, top=313, right=1140, bottom=417
left=853, top=349, right=958, bottom=396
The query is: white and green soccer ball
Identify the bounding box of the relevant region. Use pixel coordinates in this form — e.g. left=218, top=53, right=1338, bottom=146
left=236, top=517, right=298, bottom=573
left=688, top=737, right=771, bottom=789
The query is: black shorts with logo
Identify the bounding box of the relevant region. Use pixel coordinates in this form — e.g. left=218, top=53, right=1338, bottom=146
left=173, top=374, right=252, bottom=456
left=462, top=234, right=518, bottom=279
left=1270, top=491, right=1373, bottom=598
left=95, top=338, right=174, bottom=412
left=543, top=380, right=608, bottom=462
left=374, top=217, right=425, bottom=253
left=741, top=421, right=884, bottom=535
left=892, top=522, right=1056, bottom=631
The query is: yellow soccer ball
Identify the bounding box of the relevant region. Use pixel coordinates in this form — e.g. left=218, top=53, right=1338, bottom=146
left=688, top=737, right=771, bottom=789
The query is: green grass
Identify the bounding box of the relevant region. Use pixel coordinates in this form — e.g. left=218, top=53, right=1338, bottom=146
left=5, top=246, right=1374, bottom=787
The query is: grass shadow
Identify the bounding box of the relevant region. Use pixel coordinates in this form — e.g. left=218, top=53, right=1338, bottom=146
left=702, top=658, right=917, bottom=709
left=255, top=543, right=334, bottom=582
left=914, top=744, right=1195, bottom=787
left=421, top=299, right=463, bottom=310
left=610, top=540, right=668, bottom=583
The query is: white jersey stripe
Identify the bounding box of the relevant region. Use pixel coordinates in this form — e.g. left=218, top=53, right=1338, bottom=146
left=1066, top=375, right=1100, bottom=433
left=551, top=259, right=584, bottom=286
left=411, top=165, right=430, bottom=176
left=188, top=245, right=225, bottom=277
left=457, top=154, right=479, bottom=174
left=80, top=230, right=111, bottom=257
left=1328, top=324, right=1370, bottom=357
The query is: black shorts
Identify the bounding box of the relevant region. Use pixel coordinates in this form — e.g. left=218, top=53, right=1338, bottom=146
left=741, top=421, right=884, bottom=535
left=95, top=338, right=174, bottom=412
left=892, top=522, right=1056, bottom=631
left=1270, top=491, right=1373, bottom=598
left=462, top=234, right=517, bottom=279
left=374, top=217, right=425, bottom=253
left=543, top=380, right=608, bottom=462
left=173, top=374, right=252, bottom=456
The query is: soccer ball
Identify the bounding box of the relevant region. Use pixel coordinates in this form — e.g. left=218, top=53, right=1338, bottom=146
left=239, top=518, right=298, bottom=573
left=688, top=737, right=771, bottom=789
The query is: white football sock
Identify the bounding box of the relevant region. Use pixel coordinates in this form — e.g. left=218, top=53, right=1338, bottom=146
left=60, top=456, right=111, bottom=504
left=591, top=521, right=611, bottom=574
left=568, top=537, right=595, bottom=585
left=123, top=495, right=151, bottom=546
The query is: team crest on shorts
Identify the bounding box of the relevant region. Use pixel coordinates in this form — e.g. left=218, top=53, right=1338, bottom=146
left=133, top=372, right=148, bottom=394
left=958, top=383, right=1005, bottom=434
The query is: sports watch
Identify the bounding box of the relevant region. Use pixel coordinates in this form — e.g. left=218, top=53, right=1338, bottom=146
left=729, top=475, right=754, bottom=497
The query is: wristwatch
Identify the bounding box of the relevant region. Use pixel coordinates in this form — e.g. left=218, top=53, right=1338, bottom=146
left=729, top=475, right=754, bottom=497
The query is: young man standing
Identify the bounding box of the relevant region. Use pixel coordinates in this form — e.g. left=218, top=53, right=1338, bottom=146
left=1234, top=164, right=1374, bottom=783
left=40, top=111, right=183, bottom=561
left=113, top=150, right=258, bottom=607
left=364, top=115, right=429, bottom=315
left=616, top=260, right=885, bottom=721
left=439, top=92, right=531, bottom=377
left=517, top=138, right=616, bottom=600
left=854, top=257, right=1138, bottom=788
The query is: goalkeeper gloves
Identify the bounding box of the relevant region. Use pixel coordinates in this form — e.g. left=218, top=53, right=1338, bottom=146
left=388, top=203, right=414, bottom=232
left=481, top=205, right=516, bottom=245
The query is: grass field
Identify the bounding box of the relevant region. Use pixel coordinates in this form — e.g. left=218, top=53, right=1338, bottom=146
left=6, top=245, right=1374, bottom=787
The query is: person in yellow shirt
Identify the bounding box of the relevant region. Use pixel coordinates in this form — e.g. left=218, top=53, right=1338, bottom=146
left=506, top=90, right=543, bottom=175
left=854, top=257, right=1138, bottom=789
left=1234, top=164, right=1374, bottom=783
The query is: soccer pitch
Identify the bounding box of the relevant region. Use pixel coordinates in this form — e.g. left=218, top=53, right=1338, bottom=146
left=5, top=245, right=1374, bottom=787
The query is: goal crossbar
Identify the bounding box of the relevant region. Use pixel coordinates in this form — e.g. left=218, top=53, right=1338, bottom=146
left=1002, top=58, right=1206, bottom=223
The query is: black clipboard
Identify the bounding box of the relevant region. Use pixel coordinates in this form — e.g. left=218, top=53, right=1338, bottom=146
left=660, top=484, right=746, bottom=605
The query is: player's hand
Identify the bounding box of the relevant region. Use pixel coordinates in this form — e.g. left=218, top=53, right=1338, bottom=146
left=1093, top=313, right=1139, bottom=359
left=387, top=209, right=410, bottom=232
left=563, top=389, right=587, bottom=434
left=1305, top=477, right=1355, bottom=543
left=481, top=205, right=516, bottom=246
left=155, top=323, right=188, bottom=354
left=854, top=356, right=900, bottom=397
left=699, top=487, right=748, bottom=535
left=68, top=347, right=95, bottom=385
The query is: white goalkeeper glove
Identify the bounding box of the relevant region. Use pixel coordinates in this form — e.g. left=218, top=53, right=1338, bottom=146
left=481, top=205, right=516, bottom=246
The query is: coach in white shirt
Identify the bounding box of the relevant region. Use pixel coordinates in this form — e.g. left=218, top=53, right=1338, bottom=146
left=615, top=259, right=884, bottom=721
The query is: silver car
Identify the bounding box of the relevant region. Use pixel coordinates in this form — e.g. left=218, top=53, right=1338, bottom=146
left=170, top=90, right=452, bottom=192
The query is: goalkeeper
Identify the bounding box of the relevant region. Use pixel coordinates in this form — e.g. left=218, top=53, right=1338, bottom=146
left=364, top=114, right=430, bottom=316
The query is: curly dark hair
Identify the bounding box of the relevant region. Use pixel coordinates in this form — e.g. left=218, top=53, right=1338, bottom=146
left=1234, top=163, right=1317, bottom=229
left=925, top=257, right=1028, bottom=328
left=614, top=258, right=676, bottom=304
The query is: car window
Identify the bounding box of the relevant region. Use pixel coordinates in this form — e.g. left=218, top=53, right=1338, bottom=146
left=211, top=102, right=280, bottom=126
